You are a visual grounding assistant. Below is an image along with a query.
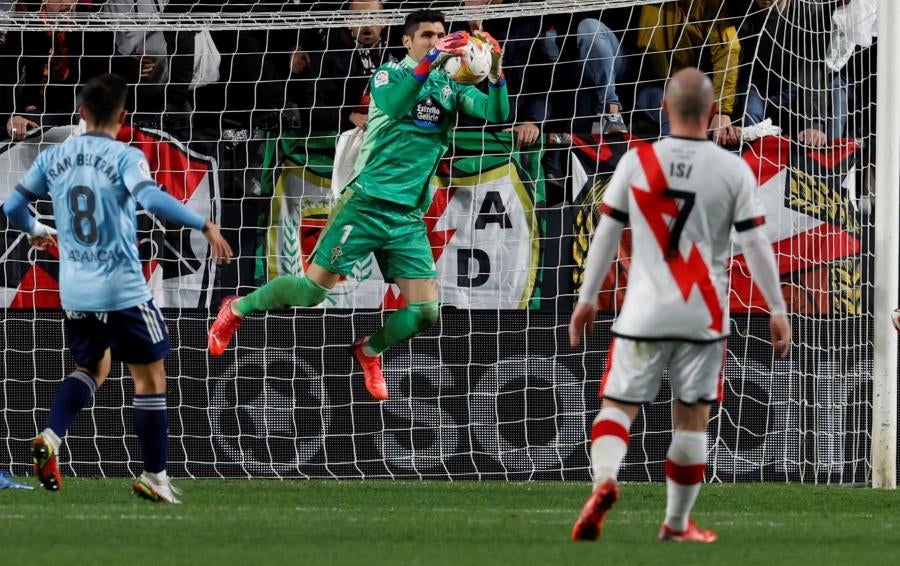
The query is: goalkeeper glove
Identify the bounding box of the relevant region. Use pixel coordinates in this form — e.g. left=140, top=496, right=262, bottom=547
left=474, top=30, right=504, bottom=84
left=413, top=31, right=470, bottom=81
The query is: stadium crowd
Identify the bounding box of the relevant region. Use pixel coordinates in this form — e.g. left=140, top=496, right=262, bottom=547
left=0, top=1, right=875, bottom=151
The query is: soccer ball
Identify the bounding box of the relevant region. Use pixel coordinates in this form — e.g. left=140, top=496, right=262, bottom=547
left=892, top=308, right=900, bottom=332
left=443, top=36, right=493, bottom=85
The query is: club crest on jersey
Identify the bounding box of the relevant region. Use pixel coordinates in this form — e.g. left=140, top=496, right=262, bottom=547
left=441, top=85, right=452, bottom=104
left=412, top=96, right=444, bottom=130
left=331, top=246, right=343, bottom=264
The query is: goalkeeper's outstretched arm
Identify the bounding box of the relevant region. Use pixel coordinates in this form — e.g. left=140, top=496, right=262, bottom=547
left=458, top=80, right=510, bottom=124
left=373, top=32, right=470, bottom=119
left=458, top=30, right=510, bottom=124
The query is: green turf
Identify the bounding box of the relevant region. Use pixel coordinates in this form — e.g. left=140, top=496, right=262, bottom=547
left=1, top=479, right=897, bottom=565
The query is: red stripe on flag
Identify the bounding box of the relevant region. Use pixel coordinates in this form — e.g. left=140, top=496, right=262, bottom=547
left=742, top=135, right=790, bottom=186
left=591, top=419, right=630, bottom=445
left=10, top=246, right=61, bottom=308
left=118, top=126, right=209, bottom=203
left=728, top=223, right=861, bottom=313
left=770, top=223, right=860, bottom=272
left=665, top=459, right=706, bottom=485
left=382, top=286, right=405, bottom=310
left=805, top=137, right=859, bottom=169
left=571, top=134, right=613, bottom=163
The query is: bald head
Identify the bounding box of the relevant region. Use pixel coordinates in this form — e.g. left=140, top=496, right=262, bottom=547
left=665, top=68, right=715, bottom=123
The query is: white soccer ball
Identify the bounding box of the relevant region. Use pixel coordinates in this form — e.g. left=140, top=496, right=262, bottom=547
left=443, top=36, right=493, bottom=85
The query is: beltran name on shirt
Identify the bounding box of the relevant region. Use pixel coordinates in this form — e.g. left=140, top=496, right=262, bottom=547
left=46, top=153, right=120, bottom=184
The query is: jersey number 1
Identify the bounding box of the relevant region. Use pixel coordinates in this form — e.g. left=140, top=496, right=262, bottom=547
left=69, top=186, right=98, bottom=245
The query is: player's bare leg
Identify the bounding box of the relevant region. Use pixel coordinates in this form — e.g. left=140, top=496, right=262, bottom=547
left=34, top=351, right=111, bottom=492
left=130, top=360, right=181, bottom=503
left=572, top=399, right=639, bottom=541
left=351, top=278, right=439, bottom=400
left=658, top=400, right=717, bottom=543
left=208, top=264, right=338, bottom=356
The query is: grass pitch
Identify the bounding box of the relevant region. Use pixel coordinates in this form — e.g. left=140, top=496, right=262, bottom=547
left=1, top=480, right=897, bottom=565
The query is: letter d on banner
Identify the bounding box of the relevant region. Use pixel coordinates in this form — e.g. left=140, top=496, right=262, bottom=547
left=457, top=249, right=491, bottom=288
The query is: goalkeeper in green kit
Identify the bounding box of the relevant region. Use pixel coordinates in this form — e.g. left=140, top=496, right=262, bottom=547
left=208, top=9, right=509, bottom=400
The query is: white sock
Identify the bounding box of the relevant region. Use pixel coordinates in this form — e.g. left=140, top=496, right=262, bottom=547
left=590, top=406, right=632, bottom=488
left=664, top=430, right=707, bottom=532
left=362, top=338, right=379, bottom=358
left=40, top=427, right=61, bottom=454
left=144, top=469, right=168, bottom=483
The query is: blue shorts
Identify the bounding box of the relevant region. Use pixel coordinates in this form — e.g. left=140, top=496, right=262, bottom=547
left=64, top=299, right=170, bottom=366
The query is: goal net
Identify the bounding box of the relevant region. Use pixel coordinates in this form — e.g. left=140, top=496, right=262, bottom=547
left=0, top=0, right=889, bottom=483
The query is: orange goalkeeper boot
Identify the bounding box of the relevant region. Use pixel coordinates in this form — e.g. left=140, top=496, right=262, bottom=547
left=571, top=477, right=620, bottom=541
left=658, top=519, right=718, bottom=543
left=32, top=435, right=62, bottom=492
left=208, top=296, right=243, bottom=356
left=350, top=338, right=388, bottom=400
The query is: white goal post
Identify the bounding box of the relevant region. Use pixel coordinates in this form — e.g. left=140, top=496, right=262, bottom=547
left=872, top=0, right=898, bottom=490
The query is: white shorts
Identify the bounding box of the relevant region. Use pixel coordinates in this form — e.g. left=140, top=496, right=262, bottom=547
left=600, top=338, right=726, bottom=404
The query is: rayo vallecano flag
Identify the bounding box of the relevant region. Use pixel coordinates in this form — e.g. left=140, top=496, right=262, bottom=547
left=0, top=125, right=220, bottom=308
left=260, top=130, right=545, bottom=309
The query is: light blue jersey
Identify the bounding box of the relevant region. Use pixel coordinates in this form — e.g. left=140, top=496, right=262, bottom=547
left=16, top=132, right=179, bottom=311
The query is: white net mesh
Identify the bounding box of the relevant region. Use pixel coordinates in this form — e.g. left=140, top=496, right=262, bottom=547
left=0, top=0, right=884, bottom=483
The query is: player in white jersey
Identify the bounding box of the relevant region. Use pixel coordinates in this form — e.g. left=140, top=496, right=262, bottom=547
left=2, top=74, right=232, bottom=502
left=569, top=68, right=791, bottom=543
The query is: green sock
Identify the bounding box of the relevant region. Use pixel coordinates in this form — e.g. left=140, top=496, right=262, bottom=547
left=236, top=276, right=330, bottom=316
left=367, top=300, right=440, bottom=355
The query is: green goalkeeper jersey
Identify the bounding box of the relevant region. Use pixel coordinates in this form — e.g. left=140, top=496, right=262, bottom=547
left=348, top=54, right=509, bottom=211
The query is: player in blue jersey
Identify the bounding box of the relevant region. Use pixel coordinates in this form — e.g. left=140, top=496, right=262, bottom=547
left=1, top=74, right=232, bottom=503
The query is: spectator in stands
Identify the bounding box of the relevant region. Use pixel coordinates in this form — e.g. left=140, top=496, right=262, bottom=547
left=738, top=0, right=846, bottom=146
left=634, top=0, right=742, bottom=145
left=545, top=11, right=630, bottom=135
left=290, top=0, right=394, bottom=133
left=156, top=0, right=289, bottom=130
left=572, top=16, right=629, bottom=134
left=2, top=0, right=118, bottom=141
left=104, top=0, right=170, bottom=121
left=827, top=0, right=875, bottom=142
left=151, top=1, right=203, bottom=128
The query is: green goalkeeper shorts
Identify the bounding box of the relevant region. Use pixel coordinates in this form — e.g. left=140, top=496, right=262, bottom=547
left=311, top=185, right=438, bottom=282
